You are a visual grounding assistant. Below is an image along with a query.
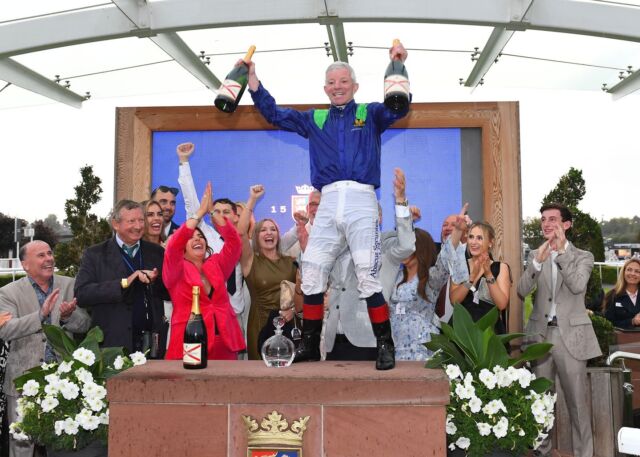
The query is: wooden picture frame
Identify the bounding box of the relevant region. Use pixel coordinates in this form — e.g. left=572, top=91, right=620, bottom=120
left=115, top=102, right=522, bottom=332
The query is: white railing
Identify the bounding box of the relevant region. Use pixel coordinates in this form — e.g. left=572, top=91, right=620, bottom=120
left=0, top=258, right=24, bottom=282
left=595, top=261, right=625, bottom=280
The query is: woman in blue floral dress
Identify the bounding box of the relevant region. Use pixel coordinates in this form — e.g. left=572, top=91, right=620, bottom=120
left=390, top=225, right=468, bottom=361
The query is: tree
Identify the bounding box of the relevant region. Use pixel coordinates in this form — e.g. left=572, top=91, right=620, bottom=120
left=600, top=216, right=640, bottom=244
left=54, top=166, right=112, bottom=275
left=0, top=213, right=26, bottom=257
left=32, top=220, right=59, bottom=249
left=522, top=216, right=543, bottom=253
left=541, top=167, right=585, bottom=209
left=43, top=214, right=63, bottom=234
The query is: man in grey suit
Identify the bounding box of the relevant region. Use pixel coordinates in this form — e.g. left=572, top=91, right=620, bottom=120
left=518, top=203, right=600, bottom=457
left=0, top=241, right=90, bottom=457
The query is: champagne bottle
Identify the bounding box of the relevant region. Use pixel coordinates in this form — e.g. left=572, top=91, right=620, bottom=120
left=214, top=45, right=256, bottom=113
left=384, top=39, right=410, bottom=113
left=183, top=286, right=208, bottom=369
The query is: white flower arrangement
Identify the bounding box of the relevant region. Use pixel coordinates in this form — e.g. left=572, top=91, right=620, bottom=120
left=9, top=325, right=147, bottom=452
left=444, top=364, right=555, bottom=455
left=426, top=305, right=556, bottom=456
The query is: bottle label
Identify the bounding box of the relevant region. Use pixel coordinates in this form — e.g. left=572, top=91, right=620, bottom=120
left=384, top=74, right=410, bottom=97
left=183, top=343, right=202, bottom=365
left=218, top=78, right=243, bottom=101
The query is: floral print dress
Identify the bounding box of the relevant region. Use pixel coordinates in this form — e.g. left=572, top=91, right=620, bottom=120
left=389, top=239, right=468, bottom=361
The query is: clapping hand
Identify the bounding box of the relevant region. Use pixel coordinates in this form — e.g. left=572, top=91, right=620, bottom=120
left=0, top=312, right=11, bottom=327
left=59, top=298, right=78, bottom=321
left=535, top=240, right=551, bottom=263
left=40, top=288, right=60, bottom=319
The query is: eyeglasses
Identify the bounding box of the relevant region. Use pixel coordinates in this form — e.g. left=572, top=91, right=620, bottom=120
left=152, top=185, right=179, bottom=196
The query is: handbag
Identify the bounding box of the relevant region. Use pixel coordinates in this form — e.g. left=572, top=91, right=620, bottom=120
left=280, top=280, right=296, bottom=310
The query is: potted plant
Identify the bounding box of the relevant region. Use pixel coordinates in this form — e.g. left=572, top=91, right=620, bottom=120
left=426, top=304, right=556, bottom=456
left=9, top=325, right=147, bottom=456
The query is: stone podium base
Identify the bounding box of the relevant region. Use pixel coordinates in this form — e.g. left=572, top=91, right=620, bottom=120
left=107, top=360, right=449, bottom=456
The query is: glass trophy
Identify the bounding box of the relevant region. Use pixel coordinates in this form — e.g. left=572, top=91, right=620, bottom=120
left=261, top=316, right=295, bottom=367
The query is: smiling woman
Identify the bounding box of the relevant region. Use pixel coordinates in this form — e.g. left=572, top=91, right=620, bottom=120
left=162, top=182, right=246, bottom=361
left=449, top=221, right=512, bottom=335
left=141, top=200, right=165, bottom=246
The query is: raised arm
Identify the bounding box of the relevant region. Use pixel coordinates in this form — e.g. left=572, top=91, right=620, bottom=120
left=176, top=142, right=200, bottom=218
left=239, top=185, right=265, bottom=277
left=163, top=182, right=213, bottom=290
left=383, top=168, right=415, bottom=263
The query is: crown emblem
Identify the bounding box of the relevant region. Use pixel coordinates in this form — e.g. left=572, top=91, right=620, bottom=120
left=294, top=184, right=315, bottom=195
left=242, top=410, right=309, bottom=447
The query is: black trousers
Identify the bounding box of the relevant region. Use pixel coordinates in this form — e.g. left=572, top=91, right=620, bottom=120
left=326, top=334, right=377, bottom=361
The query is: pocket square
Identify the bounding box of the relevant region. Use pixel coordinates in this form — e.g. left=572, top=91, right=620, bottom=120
left=615, top=302, right=623, bottom=308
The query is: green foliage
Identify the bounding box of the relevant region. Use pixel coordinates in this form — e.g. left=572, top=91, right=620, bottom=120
left=32, top=220, right=59, bottom=249
left=54, top=166, right=112, bottom=276
left=429, top=305, right=555, bottom=456
left=572, top=210, right=605, bottom=262
left=0, top=274, right=25, bottom=288
left=426, top=305, right=552, bottom=381
left=522, top=217, right=544, bottom=254
left=11, top=325, right=143, bottom=451
left=588, top=314, right=616, bottom=367
left=541, top=167, right=585, bottom=208
left=601, top=216, right=640, bottom=244
left=0, top=213, right=27, bottom=257
left=601, top=266, right=618, bottom=285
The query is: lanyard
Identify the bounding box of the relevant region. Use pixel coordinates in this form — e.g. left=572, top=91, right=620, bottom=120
left=120, top=247, right=143, bottom=274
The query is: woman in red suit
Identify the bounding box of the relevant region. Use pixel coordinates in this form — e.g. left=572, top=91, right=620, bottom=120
left=163, top=182, right=246, bottom=360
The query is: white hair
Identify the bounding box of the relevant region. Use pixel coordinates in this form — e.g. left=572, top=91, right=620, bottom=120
left=325, top=61, right=357, bottom=84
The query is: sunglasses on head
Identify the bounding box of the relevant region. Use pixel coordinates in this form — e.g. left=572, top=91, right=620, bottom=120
left=152, top=185, right=179, bottom=196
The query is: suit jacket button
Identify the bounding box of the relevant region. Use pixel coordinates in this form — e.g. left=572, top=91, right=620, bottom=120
left=342, top=288, right=346, bottom=292
left=548, top=298, right=552, bottom=302
left=544, top=314, right=548, bottom=318
left=42, top=338, right=46, bottom=343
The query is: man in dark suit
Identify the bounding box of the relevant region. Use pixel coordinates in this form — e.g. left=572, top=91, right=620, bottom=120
left=75, top=200, right=167, bottom=356
left=151, top=185, right=180, bottom=237
left=518, top=203, right=600, bottom=457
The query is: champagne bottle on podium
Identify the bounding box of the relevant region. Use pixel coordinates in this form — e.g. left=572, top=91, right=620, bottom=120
left=183, top=286, right=208, bottom=369
left=383, top=39, right=410, bottom=113
left=214, top=45, right=256, bottom=113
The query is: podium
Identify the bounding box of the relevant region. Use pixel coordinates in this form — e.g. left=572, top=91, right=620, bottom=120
left=107, top=361, right=449, bottom=456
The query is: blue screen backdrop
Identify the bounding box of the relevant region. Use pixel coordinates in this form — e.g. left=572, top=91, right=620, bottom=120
left=151, top=128, right=462, bottom=242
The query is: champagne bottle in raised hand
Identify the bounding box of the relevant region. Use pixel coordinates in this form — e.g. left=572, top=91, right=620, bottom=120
left=214, top=45, right=256, bottom=113
left=384, top=39, right=410, bottom=113
left=183, top=286, right=208, bottom=369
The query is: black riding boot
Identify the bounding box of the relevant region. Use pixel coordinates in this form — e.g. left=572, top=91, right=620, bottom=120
left=293, top=319, right=321, bottom=362
left=371, top=320, right=395, bottom=370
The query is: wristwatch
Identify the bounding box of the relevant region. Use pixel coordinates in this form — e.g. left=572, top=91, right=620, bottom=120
left=485, top=276, right=496, bottom=285
left=463, top=281, right=476, bottom=293
left=121, top=278, right=129, bottom=289
left=396, top=200, right=409, bottom=206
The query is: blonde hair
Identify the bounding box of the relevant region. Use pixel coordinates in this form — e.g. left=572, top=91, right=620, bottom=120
left=614, top=258, right=640, bottom=297
left=252, top=218, right=282, bottom=257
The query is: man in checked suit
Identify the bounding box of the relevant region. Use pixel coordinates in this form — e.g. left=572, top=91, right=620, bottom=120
left=518, top=203, right=600, bottom=457
left=75, top=200, right=168, bottom=356
left=0, top=240, right=90, bottom=457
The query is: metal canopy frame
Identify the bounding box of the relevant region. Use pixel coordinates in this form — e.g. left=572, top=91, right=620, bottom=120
left=1, top=0, right=640, bottom=107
